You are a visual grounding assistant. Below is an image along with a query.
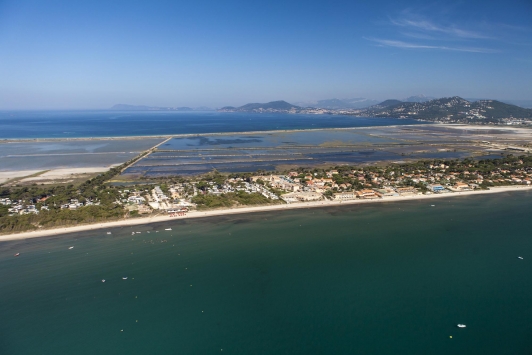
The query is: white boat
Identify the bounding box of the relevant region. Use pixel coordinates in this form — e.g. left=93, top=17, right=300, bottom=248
left=165, top=228, right=172, bottom=231
left=518, top=256, right=524, bottom=260
left=68, top=246, right=74, bottom=250
left=122, top=277, right=128, bottom=280
left=14, top=253, right=20, bottom=257
left=457, top=324, right=466, bottom=328
left=102, top=279, right=106, bottom=283
left=107, top=232, right=112, bottom=235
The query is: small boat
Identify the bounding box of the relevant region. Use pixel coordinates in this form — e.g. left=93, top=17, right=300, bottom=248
left=107, top=232, right=112, bottom=235
left=122, top=277, right=128, bottom=280
left=14, top=253, right=20, bottom=257
left=136, top=232, right=141, bottom=234
left=457, top=324, right=466, bottom=328
left=431, top=205, right=435, bottom=207
left=131, top=232, right=135, bottom=235
left=518, top=256, right=524, bottom=260
left=102, top=279, right=106, bottom=283
left=165, top=228, right=172, bottom=231
left=68, top=246, right=74, bottom=250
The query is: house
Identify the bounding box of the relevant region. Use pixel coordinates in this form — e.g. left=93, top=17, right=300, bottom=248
left=281, top=192, right=322, bottom=203
left=454, top=182, right=471, bottom=191
left=128, top=196, right=146, bottom=204
left=427, top=184, right=445, bottom=193
left=333, top=192, right=355, bottom=201
left=375, top=188, right=398, bottom=197
left=355, top=189, right=381, bottom=199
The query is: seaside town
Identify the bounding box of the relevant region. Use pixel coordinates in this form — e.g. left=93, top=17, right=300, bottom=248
left=1, top=154, right=532, bottom=234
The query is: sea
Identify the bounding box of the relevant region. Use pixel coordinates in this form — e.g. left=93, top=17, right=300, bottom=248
left=1, top=111, right=531, bottom=354
left=0, top=110, right=421, bottom=139
left=1, top=192, right=532, bottom=354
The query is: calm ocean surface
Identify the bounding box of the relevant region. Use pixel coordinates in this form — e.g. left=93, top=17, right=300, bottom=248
left=0, top=111, right=420, bottom=139
left=1, top=192, right=531, bottom=354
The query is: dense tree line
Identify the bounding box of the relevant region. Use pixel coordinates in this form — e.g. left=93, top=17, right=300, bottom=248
left=192, top=191, right=275, bottom=210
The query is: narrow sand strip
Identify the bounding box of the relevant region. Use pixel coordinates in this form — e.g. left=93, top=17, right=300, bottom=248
left=1, top=185, right=530, bottom=242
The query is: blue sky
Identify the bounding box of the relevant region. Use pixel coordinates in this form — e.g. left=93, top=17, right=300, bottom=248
left=0, top=0, right=531, bottom=109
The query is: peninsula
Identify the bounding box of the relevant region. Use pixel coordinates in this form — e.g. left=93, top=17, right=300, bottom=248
left=2, top=151, right=532, bottom=238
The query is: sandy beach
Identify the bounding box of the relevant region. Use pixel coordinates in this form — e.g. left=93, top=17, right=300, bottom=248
left=1, top=185, right=530, bottom=242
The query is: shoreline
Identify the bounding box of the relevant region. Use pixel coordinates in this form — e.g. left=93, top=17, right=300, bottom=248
left=1, top=185, right=530, bottom=242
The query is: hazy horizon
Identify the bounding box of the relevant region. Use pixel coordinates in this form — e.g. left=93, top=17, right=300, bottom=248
left=1, top=0, right=531, bottom=110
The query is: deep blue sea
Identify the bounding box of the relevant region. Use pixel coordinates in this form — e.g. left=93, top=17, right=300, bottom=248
left=0, top=111, right=420, bottom=139
left=1, top=192, right=531, bottom=354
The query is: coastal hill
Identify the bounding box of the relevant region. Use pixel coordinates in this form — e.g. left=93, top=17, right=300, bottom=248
left=365, top=96, right=532, bottom=124
left=218, top=97, right=532, bottom=125
left=368, top=99, right=403, bottom=110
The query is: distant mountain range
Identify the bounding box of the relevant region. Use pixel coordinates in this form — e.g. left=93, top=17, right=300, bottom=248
left=402, top=94, right=436, bottom=103
left=293, top=95, right=435, bottom=109
left=111, top=104, right=213, bottom=111
left=217, top=97, right=532, bottom=125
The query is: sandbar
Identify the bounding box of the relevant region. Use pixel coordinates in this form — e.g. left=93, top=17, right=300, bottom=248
left=0, top=167, right=119, bottom=186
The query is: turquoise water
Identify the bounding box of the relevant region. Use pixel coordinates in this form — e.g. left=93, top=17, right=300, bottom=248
left=1, top=192, right=531, bottom=354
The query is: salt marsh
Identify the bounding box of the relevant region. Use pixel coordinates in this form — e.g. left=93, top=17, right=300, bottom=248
left=122, top=125, right=528, bottom=177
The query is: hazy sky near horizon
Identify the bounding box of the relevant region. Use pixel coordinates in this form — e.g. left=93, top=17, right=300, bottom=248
left=0, top=0, right=531, bottom=109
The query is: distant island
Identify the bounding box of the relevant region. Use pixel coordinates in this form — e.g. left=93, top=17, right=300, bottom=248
left=217, top=97, right=532, bottom=125
left=111, top=104, right=212, bottom=111
left=219, top=100, right=302, bottom=113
